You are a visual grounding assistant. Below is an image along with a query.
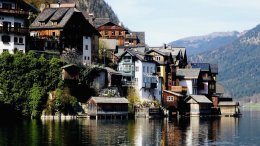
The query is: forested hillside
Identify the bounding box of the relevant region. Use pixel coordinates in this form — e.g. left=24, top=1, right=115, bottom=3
left=190, top=25, right=260, bottom=98
left=25, top=0, right=120, bottom=24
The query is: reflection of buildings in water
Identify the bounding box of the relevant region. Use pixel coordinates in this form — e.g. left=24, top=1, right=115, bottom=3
left=185, top=117, right=222, bottom=145
left=160, top=118, right=191, bottom=145
left=130, top=119, right=163, bottom=146
left=219, top=117, right=239, bottom=141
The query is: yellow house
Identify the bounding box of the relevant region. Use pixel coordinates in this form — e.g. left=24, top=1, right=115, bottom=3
left=146, top=49, right=171, bottom=90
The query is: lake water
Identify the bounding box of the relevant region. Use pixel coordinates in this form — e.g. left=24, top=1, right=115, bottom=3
left=0, top=109, right=259, bottom=146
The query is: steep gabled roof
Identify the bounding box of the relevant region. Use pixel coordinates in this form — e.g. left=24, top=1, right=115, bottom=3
left=176, top=68, right=200, bottom=79
left=186, top=95, right=212, bottom=104
left=97, top=22, right=128, bottom=31
left=163, top=90, right=183, bottom=97
left=30, top=7, right=77, bottom=29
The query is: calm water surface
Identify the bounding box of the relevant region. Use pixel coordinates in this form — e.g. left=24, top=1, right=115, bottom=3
left=0, top=110, right=259, bottom=146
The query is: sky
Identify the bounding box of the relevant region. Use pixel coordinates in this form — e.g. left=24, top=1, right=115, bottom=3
left=104, top=0, right=260, bottom=46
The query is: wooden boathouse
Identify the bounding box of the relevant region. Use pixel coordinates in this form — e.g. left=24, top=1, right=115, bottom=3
left=87, top=97, right=129, bottom=119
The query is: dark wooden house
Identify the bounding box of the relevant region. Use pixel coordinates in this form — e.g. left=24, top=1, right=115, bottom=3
left=29, top=4, right=100, bottom=63
left=87, top=97, right=129, bottom=119
left=162, top=90, right=184, bottom=116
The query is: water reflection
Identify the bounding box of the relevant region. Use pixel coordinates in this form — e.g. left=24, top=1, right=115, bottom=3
left=2, top=111, right=260, bottom=146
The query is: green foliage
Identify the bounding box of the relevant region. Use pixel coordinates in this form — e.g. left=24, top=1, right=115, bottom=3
left=29, top=84, right=46, bottom=118
left=48, top=88, right=77, bottom=115
left=127, top=87, right=140, bottom=113
left=0, top=51, right=65, bottom=117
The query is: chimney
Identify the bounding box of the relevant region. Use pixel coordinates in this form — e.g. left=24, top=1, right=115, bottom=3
left=163, top=43, right=167, bottom=49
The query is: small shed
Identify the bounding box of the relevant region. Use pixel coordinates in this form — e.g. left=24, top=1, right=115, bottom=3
left=218, top=102, right=240, bottom=116
left=105, top=67, right=122, bottom=87
left=61, top=64, right=80, bottom=81
left=185, top=95, right=212, bottom=115
left=87, top=97, right=129, bottom=119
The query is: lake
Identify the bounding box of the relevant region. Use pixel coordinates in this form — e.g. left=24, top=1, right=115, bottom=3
left=0, top=109, right=259, bottom=146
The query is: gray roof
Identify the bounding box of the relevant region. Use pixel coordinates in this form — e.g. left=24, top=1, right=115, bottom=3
left=163, top=90, right=183, bottom=97
left=176, top=69, right=200, bottom=79
left=30, top=8, right=79, bottom=29
left=219, top=102, right=239, bottom=106
left=89, top=97, right=129, bottom=104
left=187, top=95, right=212, bottom=103
left=105, top=67, right=121, bottom=75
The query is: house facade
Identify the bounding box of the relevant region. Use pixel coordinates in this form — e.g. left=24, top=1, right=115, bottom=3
left=97, top=22, right=127, bottom=46
left=185, top=95, right=212, bottom=115
left=117, top=49, right=162, bottom=103
left=29, top=3, right=100, bottom=64
left=0, top=0, right=35, bottom=54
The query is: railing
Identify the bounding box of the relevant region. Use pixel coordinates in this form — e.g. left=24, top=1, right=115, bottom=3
left=170, top=86, right=187, bottom=93
left=0, top=8, right=30, bottom=16
left=202, top=77, right=211, bottom=81
left=0, top=26, right=29, bottom=34
left=125, top=34, right=137, bottom=39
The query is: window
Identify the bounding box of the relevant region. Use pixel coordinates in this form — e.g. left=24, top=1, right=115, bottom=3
left=88, top=57, right=90, bottom=60
left=3, top=49, right=8, bottom=52
left=193, top=88, right=197, bottom=95
left=147, top=66, right=149, bottom=73
left=143, top=66, right=145, bottom=73
left=14, top=22, right=21, bottom=29
left=84, top=56, right=87, bottom=60
left=85, top=36, right=88, bottom=39
left=119, top=31, right=122, bottom=36
left=14, top=37, right=18, bottom=43
left=2, top=35, right=10, bottom=43
left=52, top=32, right=56, bottom=37
left=135, top=66, right=139, bottom=72
left=105, top=31, right=108, bottom=35
left=85, top=45, right=88, bottom=50
left=157, top=66, right=160, bottom=72
left=167, top=96, right=174, bottom=101
left=112, top=31, right=115, bottom=36
left=3, top=21, right=11, bottom=31
left=19, top=37, right=23, bottom=44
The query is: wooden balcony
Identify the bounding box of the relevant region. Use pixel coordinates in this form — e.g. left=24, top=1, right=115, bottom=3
left=0, top=8, right=30, bottom=16
left=0, top=26, right=29, bottom=35
left=170, top=86, right=187, bottom=93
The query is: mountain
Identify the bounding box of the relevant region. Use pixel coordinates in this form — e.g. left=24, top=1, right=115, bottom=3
left=170, top=31, right=242, bottom=56
left=25, top=0, right=119, bottom=24
left=190, top=25, right=260, bottom=98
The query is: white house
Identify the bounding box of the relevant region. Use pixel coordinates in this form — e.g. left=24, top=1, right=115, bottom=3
left=0, top=0, right=34, bottom=54
left=83, top=36, right=92, bottom=65
left=117, top=49, right=162, bottom=103
left=176, top=68, right=200, bottom=96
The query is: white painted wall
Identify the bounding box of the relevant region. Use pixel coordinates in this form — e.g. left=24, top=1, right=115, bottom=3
left=134, top=60, right=162, bottom=103
left=180, top=80, right=193, bottom=95
left=0, top=14, right=26, bottom=54
left=82, top=36, right=92, bottom=65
